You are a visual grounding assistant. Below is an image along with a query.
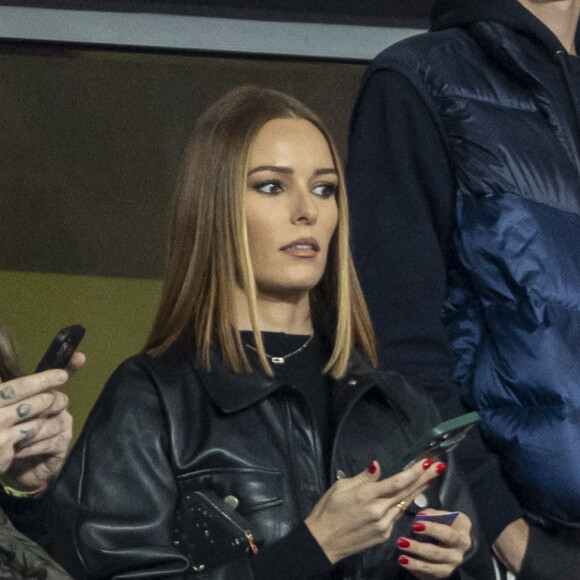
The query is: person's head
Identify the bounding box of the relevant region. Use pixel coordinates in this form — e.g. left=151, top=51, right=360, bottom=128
left=146, top=86, right=376, bottom=377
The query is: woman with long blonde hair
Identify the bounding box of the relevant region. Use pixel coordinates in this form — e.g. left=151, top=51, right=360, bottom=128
left=49, top=86, right=486, bottom=579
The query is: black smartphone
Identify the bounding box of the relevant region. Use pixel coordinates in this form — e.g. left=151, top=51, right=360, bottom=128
left=386, top=411, right=480, bottom=478
left=35, top=325, right=85, bottom=373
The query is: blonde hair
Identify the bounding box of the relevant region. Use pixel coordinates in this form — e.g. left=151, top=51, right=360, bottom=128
left=145, top=86, right=376, bottom=378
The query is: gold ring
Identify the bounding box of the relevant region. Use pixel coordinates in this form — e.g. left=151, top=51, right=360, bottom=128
left=396, top=501, right=406, bottom=513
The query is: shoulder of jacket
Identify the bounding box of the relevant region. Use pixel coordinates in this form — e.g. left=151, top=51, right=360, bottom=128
left=376, top=369, right=437, bottom=410
left=369, top=28, right=474, bottom=75
left=346, top=357, right=439, bottom=425
left=106, top=344, right=199, bottom=395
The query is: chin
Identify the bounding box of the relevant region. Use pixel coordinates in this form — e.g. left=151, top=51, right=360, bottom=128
left=258, top=278, right=321, bottom=300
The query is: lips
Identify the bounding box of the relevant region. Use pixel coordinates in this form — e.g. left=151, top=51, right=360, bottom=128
left=280, top=237, right=320, bottom=257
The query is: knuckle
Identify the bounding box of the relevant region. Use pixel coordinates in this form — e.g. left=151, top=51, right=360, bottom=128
left=43, top=417, right=61, bottom=436
left=375, top=517, right=393, bottom=535
left=62, top=411, right=73, bottom=430
left=366, top=503, right=385, bottom=522
left=59, top=427, right=73, bottom=444
left=53, top=391, right=69, bottom=408
left=451, top=552, right=463, bottom=566
left=464, top=535, right=472, bottom=551
left=461, top=514, right=472, bottom=533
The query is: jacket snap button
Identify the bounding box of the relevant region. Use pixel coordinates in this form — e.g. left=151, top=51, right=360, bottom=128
left=224, top=495, right=239, bottom=510
left=348, top=379, right=357, bottom=386
left=413, top=493, right=428, bottom=508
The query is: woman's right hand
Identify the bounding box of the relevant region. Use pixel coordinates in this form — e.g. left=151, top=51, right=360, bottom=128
left=305, top=459, right=445, bottom=564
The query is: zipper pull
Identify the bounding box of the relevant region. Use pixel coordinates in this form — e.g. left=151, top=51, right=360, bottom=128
left=245, top=531, right=259, bottom=555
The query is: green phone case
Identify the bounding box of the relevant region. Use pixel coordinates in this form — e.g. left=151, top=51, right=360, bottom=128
left=387, top=411, right=481, bottom=478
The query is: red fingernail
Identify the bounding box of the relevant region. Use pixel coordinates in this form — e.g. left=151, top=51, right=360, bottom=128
left=413, top=522, right=426, bottom=532
left=399, top=556, right=409, bottom=565
left=397, top=538, right=410, bottom=548
left=422, top=458, right=433, bottom=470
left=417, top=512, right=426, bottom=515
left=436, top=462, right=447, bottom=474
left=368, top=461, right=377, bottom=475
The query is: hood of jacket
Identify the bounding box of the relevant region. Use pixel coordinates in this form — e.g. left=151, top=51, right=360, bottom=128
left=430, top=0, right=580, bottom=55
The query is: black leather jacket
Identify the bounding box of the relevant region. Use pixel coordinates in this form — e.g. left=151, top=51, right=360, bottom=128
left=47, top=343, right=494, bottom=579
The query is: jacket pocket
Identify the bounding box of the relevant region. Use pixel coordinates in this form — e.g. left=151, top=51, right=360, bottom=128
left=176, top=467, right=284, bottom=543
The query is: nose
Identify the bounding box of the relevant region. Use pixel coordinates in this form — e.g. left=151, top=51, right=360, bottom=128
left=291, top=187, right=318, bottom=225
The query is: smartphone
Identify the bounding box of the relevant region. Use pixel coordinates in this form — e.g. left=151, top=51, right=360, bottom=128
left=35, top=325, right=85, bottom=373
left=411, top=512, right=459, bottom=544
left=387, top=411, right=480, bottom=477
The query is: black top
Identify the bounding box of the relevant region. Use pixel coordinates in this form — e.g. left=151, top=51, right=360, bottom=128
left=241, top=331, right=335, bottom=579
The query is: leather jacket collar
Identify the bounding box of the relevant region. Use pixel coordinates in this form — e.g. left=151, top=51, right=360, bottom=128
left=192, top=344, right=410, bottom=428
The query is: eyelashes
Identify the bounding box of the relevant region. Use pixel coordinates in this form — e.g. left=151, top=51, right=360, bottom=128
left=312, top=183, right=338, bottom=198
left=253, top=180, right=283, bottom=195
left=250, top=180, right=338, bottom=198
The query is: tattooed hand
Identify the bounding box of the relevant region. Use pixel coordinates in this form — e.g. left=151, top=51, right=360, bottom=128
left=0, top=351, right=85, bottom=491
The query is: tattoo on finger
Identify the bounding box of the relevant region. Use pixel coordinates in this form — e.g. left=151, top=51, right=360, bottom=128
left=20, top=428, right=35, bottom=441
left=17, top=404, right=32, bottom=418
left=0, top=386, right=15, bottom=401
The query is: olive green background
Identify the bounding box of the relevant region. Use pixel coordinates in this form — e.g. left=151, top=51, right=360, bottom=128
left=0, top=42, right=366, bottom=439
left=0, top=271, right=161, bottom=438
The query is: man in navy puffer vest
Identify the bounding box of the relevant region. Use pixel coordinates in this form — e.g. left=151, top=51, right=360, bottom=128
left=347, top=0, right=580, bottom=577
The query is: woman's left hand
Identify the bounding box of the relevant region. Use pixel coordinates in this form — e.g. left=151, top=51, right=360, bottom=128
left=0, top=351, right=85, bottom=491
left=396, top=509, right=472, bottom=579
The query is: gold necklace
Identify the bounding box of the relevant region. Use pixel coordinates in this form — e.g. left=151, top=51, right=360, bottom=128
left=244, top=333, right=314, bottom=364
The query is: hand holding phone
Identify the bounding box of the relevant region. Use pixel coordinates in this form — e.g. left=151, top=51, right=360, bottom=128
left=384, top=412, right=480, bottom=479
left=411, top=512, right=460, bottom=544
left=35, top=325, right=85, bottom=373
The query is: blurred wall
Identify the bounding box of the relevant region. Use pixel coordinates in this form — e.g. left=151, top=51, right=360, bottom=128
left=0, top=41, right=366, bottom=438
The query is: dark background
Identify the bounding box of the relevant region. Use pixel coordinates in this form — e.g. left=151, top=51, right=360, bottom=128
left=0, top=1, right=432, bottom=434
left=0, top=2, right=435, bottom=280
left=0, top=43, right=365, bottom=279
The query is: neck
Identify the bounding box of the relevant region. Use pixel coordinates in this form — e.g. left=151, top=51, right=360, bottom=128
left=518, top=0, right=580, bottom=55
left=234, top=287, right=313, bottom=335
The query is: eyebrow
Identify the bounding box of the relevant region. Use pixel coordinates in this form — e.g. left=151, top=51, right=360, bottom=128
left=247, top=165, right=338, bottom=177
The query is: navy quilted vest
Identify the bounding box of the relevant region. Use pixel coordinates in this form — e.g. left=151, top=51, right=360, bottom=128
left=371, top=22, right=580, bottom=527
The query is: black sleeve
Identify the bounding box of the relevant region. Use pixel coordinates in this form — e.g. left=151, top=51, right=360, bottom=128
left=249, top=521, right=333, bottom=580
left=0, top=489, right=51, bottom=542
left=346, top=69, right=523, bottom=544
left=519, top=523, right=580, bottom=579
left=45, top=359, right=193, bottom=579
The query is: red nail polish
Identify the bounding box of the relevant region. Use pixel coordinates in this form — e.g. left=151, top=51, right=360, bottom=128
left=436, top=462, right=447, bottom=474
left=413, top=522, right=426, bottom=532
left=422, top=458, right=433, bottom=470
left=368, top=461, right=377, bottom=475
left=417, top=512, right=426, bottom=515
left=399, top=556, right=409, bottom=565
left=397, top=538, right=410, bottom=548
